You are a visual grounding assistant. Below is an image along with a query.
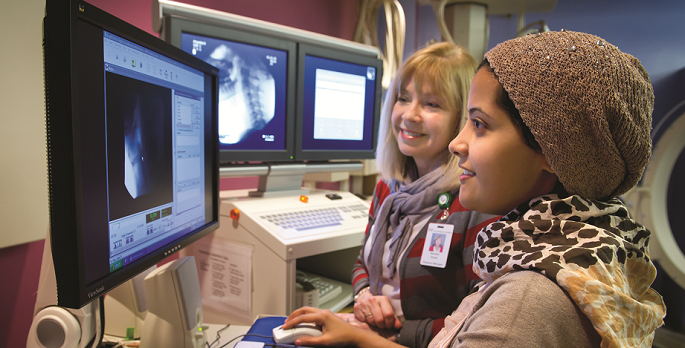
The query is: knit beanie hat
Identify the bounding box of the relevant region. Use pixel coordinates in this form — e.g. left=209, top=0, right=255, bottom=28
left=484, top=30, right=653, bottom=200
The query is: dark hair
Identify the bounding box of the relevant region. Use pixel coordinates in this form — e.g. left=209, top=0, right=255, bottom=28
left=477, top=59, right=541, bottom=151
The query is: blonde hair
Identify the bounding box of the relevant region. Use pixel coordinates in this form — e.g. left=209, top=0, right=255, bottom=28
left=376, top=42, right=477, bottom=191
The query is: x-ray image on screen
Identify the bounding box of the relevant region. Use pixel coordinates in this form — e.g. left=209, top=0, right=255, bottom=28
left=181, top=33, right=288, bottom=151
left=208, top=44, right=275, bottom=144
left=105, top=72, right=173, bottom=221
left=123, top=94, right=157, bottom=199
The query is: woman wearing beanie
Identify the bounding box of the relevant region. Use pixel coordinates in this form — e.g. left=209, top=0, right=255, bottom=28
left=347, top=41, right=499, bottom=348
left=282, top=31, right=666, bottom=348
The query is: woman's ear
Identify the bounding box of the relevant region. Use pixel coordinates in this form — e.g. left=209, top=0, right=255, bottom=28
left=536, top=150, right=555, bottom=174
left=536, top=152, right=560, bottom=194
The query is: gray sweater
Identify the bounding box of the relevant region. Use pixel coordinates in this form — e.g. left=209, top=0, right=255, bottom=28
left=452, top=271, right=602, bottom=348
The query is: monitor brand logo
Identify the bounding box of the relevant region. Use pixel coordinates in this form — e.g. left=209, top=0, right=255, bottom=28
left=87, top=286, right=106, bottom=299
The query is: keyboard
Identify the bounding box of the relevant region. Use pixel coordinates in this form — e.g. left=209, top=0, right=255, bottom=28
left=260, top=204, right=367, bottom=232
left=296, top=270, right=343, bottom=304
left=255, top=203, right=368, bottom=241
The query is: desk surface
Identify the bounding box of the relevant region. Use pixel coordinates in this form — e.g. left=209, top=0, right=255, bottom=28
left=205, top=324, right=251, bottom=348
left=101, top=324, right=250, bottom=348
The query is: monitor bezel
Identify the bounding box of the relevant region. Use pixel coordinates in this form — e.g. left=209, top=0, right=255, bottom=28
left=162, top=16, right=297, bottom=163
left=44, top=0, right=220, bottom=309
left=294, top=43, right=383, bottom=161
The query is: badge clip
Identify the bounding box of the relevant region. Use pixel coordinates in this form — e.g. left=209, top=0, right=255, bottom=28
left=438, top=193, right=451, bottom=221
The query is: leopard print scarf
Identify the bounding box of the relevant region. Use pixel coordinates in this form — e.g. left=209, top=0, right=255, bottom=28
left=474, top=194, right=666, bottom=348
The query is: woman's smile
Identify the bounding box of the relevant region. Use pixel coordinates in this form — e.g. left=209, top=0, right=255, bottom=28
left=400, top=128, right=425, bottom=139
left=459, top=168, right=475, bottom=182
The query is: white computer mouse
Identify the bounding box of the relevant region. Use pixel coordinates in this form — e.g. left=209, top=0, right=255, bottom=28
left=272, top=323, right=323, bottom=344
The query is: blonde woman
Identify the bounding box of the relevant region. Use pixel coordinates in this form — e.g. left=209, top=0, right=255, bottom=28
left=348, top=42, right=499, bottom=348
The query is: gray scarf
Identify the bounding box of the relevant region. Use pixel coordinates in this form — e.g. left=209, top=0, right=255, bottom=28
left=367, top=167, right=447, bottom=294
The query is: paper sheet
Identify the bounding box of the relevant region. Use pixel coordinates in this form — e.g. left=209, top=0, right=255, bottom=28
left=194, top=236, right=253, bottom=321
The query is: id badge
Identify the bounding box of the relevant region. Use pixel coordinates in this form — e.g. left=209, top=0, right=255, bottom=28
left=420, top=223, right=454, bottom=268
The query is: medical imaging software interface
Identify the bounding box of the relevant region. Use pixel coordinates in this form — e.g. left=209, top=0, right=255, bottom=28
left=102, top=32, right=207, bottom=273
left=313, top=65, right=368, bottom=141
left=301, top=55, right=377, bottom=151
left=181, top=33, right=288, bottom=151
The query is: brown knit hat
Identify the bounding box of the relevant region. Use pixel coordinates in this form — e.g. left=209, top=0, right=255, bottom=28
left=484, top=30, right=653, bottom=200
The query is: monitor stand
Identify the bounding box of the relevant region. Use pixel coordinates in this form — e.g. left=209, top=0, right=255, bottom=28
left=139, top=256, right=209, bottom=348
left=26, top=229, right=101, bottom=348
left=104, top=265, right=156, bottom=339
left=249, top=163, right=310, bottom=198
left=220, top=161, right=364, bottom=198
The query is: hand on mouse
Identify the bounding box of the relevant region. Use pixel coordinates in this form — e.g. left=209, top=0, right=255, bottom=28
left=284, top=307, right=397, bottom=347
left=354, top=295, right=402, bottom=330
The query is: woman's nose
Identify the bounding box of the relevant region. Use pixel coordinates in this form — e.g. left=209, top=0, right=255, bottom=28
left=403, top=102, right=421, bottom=122
left=449, top=132, right=467, bottom=157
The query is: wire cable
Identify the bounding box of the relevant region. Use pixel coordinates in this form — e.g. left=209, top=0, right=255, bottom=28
left=206, top=324, right=232, bottom=348
left=353, top=0, right=405, bottom=90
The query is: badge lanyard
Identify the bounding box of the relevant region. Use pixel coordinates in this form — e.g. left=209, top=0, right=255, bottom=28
left=438, top=192, right=451, bottom=221
left=419, top=192, right=454, bottom=268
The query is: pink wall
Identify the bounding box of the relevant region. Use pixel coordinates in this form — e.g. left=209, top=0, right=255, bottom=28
left=0, top=240, right=45, bottom=347
left=0, top=1, right=358, bottom=347
left=87, top=0, right=358, bottom=39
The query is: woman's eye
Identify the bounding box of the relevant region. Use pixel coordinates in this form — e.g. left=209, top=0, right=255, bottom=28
left=473, top=119, right=484, bottom=129
left=426, top=101, right=441, bottom=108
left=397, top=95, right=409, bottom=103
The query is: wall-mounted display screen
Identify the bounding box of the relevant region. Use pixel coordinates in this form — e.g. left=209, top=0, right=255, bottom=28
left=295, top=44, right=383, bottom=161
left=165, top=18, right=297, bottom=163
left=163, top=16, right=383, bottom=164
left=181, top=33, right=288, bottom=152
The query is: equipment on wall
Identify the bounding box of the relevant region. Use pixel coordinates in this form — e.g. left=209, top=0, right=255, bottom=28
left=353, top=0, right=406, bottom=90
left=425, top=0, right=557, bottom=59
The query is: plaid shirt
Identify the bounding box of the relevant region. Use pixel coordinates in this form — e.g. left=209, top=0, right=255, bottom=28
left=352, top=180, right=500, bottom=348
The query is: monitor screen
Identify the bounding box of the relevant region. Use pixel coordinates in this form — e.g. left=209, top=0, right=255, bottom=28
left=295, top=44, right=383, bottom=161
left=44, top=0, right=219, bottom=309
left=163, top=17, right=296, bottom=163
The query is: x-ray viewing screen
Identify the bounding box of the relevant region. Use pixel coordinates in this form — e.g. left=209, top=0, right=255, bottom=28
left=180, top=32, right=288, bottom=151
left=45, top=1, right=218, bottom=308
left=99, top=31, right=209, bottom=279
left=300, top=54, right=377, bottom=151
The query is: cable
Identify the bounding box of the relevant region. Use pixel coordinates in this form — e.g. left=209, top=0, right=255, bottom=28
left=91, top=298, right=106, bottom=348
left=98, top=337, right=138, bottom=348
left=515, top=20, right=550, bottom=37
left=206, top=324, right=232, bottom=348
left=353, top=0, right=406, bottom=90
left=434, top=0, right=452, bottom=44
left=98, top=297, right=106, bottom=347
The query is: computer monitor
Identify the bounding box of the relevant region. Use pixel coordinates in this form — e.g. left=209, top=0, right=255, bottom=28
left=44, top=0, right=219, bottom=309
left=161, top=16, right=297, bottom=163
left=295, top=43, right=383, bottom=161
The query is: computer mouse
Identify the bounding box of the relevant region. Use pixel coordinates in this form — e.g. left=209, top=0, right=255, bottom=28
left=272, top=323, right=322, bottom=344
